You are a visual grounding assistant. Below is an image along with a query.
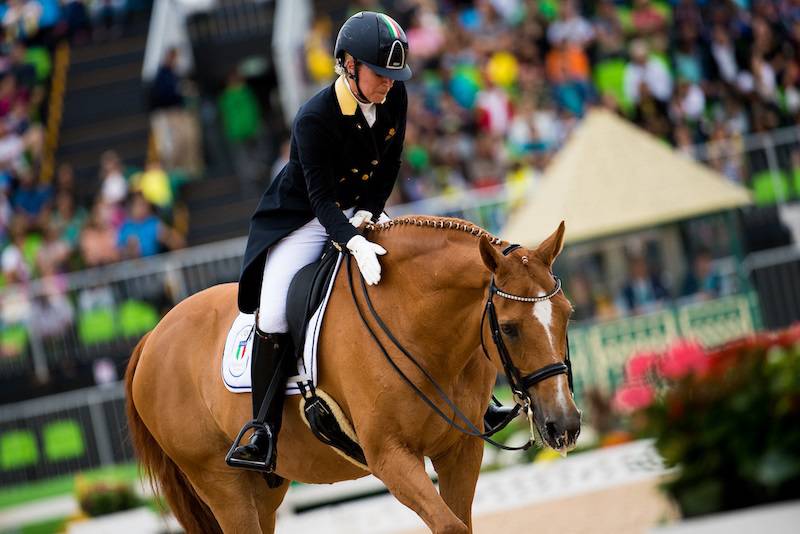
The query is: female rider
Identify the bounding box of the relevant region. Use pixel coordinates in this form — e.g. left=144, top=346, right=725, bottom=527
left=229, top=11, right=510, bottom=472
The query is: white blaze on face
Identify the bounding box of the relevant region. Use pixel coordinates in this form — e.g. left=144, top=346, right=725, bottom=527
left=533, top=295, right=575, bottom=422
left=532, top=296, right=554, bottom=352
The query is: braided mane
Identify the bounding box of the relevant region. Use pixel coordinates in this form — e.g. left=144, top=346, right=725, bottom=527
left=366, top=215, right=504, bottom=245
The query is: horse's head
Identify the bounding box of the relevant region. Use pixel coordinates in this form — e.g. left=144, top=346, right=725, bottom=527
left=479, top=222, right=581, bottom=452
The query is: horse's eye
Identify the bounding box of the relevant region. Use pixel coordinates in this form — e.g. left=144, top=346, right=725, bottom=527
left=500, top=323, right=518, bottom=337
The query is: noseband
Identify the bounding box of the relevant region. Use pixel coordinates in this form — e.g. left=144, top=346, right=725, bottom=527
left=481, top=244, right=574, bottom=409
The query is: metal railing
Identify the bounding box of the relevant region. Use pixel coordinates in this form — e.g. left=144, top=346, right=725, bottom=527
left=0, top=384, right=129, bottom=488
left=0, top=237, right=246, bottom=390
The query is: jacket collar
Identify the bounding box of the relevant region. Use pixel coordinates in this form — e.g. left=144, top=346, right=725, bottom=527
left=335, top=75, right=358, bottom=116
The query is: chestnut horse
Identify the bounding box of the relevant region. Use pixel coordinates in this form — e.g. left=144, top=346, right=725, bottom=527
left=125, top=216, right=580, bottom=534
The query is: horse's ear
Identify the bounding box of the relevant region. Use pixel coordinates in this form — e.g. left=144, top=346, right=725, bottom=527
left=535, top=221, right=566, bottom=267
left=479, top=235, right=502, bottom=273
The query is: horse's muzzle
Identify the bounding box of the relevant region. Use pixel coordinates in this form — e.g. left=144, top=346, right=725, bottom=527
left=533, top=398, right=582, bottom=451
left=543, top=412, right=581, bottom=450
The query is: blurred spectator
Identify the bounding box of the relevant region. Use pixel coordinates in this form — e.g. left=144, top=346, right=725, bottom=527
left=50, top=190, right=85, bottom=250
left=568, top=272, right=596, bottom=321
left=98, top=149, right=127, bottom=223
left=117, top=193, right=183, bottom=259
left=79, top=201, right=120, bottom=267
left=2, top=215, right=31, bottom=283
left=29, top=283, right=73, bottom=339
left=35, top=219, right=70, bottom=275
left=476, top=79, right=512, bottom=135
left=545, top=40, right=593, bottom=116
left=593, top=1, right=625, bottom=60
left=11, top=167, right=51, bottom=225
left=0, top=72, right=24, bottom=117
left=707, top=24, right=740, bottom=87
left=55, top=162, right=75, bottom=195
left=8, top=42, right=36, bottom=93
left=218, top=70, right=265, bottom=190
left=681, top=248, right=723, bottom=299
left=547, top=0, right=593, bottom=47
left=150, top=47, right=183, bottom=111
left=93, top=357, right=118, bottom=387
left=669, top=78, right=706, bottom=123
left=624, top=39, right=672, bottom=105
left=149, top=48, right=201, bottom=175
left=0, top=189, right=11, bottom=243
left=130, top=160, right=173, bottom=211
left=2, top=0, right=42, bottom=44
left=619, top=255, right=669, bottom=315
left=631, top=0, right=667, bottom=36
left=62, top=0, right=92, bottom=44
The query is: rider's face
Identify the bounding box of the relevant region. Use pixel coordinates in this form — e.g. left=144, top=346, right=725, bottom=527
left=348, top=60, right=394, bottom=103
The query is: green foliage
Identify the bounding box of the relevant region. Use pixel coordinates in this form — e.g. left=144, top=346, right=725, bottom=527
left=75, top=477, right=141, bottom=518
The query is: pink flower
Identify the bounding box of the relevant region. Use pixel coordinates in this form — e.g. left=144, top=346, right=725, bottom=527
left=625, top=351, right=659, bottom=381
left=658, top=339, right=708, bottom=380
left=614, top=384, right=655, bottom=411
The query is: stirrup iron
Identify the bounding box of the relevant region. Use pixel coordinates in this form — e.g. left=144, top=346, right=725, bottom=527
left=225, top=420, right=275, bottom=472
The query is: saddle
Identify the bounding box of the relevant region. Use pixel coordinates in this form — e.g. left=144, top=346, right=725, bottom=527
left=285, top=243, right=368, bottom=469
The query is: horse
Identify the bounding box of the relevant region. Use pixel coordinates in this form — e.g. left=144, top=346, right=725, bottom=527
left=125, top=215, right=581, bottom=534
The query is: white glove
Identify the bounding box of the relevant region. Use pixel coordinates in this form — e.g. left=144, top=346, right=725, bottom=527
left=346, top=235, right=386, bottom=285
left=349, top=210, right=374, bottom=228
left=376, top=212, right=390, bottom=223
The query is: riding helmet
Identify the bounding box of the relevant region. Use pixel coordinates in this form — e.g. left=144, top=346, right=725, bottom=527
left=334, top=11, right=412, bottom=81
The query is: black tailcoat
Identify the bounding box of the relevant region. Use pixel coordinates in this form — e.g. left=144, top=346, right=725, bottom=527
left=238, top=77, right=407, bottom=313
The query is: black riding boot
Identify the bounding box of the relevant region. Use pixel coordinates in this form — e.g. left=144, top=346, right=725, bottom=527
left=483, top=403, right=516, bottom=435
left=227, top=329, right=292, bottom=472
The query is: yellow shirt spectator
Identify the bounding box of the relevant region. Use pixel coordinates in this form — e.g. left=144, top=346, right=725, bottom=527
left=131, top=163, right=173, bottom=209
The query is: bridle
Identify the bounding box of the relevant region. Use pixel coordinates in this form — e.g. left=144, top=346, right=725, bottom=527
left=345, top=242, right=574, bottom=451
left=481, top=244, right=574, bottom=414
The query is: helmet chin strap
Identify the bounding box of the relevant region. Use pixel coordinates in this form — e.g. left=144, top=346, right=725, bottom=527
left=347, top=61, right=371, bottom=104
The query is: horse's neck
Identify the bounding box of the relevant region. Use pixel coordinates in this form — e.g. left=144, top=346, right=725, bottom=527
left=379, top=227, right=492, bottom=373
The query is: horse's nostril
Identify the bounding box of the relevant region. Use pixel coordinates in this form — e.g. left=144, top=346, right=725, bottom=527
left=545, top=421, right=558, bottom=441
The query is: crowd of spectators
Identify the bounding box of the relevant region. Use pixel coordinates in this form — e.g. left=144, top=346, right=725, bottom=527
left=7, top=0, right=798, bottom=311
left=305, top=0, right=800, bottom=203
left=0, top=1, right=188, bottom=382
left=0, top=1, right=183, bottom=296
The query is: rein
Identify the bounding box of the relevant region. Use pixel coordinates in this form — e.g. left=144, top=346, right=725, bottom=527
left=345, top=242, right=573, bottom=451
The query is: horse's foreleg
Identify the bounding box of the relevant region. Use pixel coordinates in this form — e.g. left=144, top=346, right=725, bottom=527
left=431, top=438, right=483, bottom=532
left=182, top=464, right=266, bottom=533
left=368, top=442, right=469, bottom=534
left=253, top=476, right=290, bottom=533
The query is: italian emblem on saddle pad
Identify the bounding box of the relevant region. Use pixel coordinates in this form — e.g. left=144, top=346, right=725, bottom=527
left=222, top=311, right=319, bottom=395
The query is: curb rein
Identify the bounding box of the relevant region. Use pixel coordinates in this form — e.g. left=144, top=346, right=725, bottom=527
left=345, top=242, right=574, bottom=451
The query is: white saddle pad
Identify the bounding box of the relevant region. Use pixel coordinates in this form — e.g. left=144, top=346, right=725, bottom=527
left=222, top=253, right=343, bottom=395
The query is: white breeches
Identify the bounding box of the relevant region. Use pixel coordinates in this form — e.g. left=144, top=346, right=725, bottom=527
left=257, top=208, right=354, bottom=333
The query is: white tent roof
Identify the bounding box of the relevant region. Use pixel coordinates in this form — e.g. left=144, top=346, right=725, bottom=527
left=502, top=109, right=752, bottom=246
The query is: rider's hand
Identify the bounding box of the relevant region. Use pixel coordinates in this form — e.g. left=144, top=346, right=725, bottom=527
left=349, top=210, right=374, bottom=228
left=376, top=212, right=390, bottom=224
left=346, top=235, right=386, bottom=285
